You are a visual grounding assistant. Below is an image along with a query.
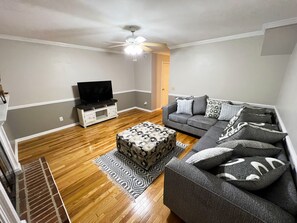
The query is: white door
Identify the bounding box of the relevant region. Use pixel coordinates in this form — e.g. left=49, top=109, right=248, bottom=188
left=161, top=62, right=170, bottom=107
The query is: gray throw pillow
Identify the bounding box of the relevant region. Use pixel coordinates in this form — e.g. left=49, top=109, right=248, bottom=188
left=217, top=140, right=282, bottom=157
left=218, top=103, right=242, bottom=121
left=205, top=98, right=227, bottom=119
left=176, top=99, right=193, bottom=115
left=224, top=108, right=273, bottom=133
left=186, top=147, right=233, bottom=170
left=242, top=103, right=270, bottom=114
left=218, top=122, right=287, bottom=144
left=214, top=156, right=289, bottom=190
left=193, top=95, right=208, bottom=115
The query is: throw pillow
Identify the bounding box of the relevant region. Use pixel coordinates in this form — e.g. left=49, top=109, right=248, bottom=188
left=217, top=140, right=282, bottom=157
left=218, top=122, right=287, bottom=144
left=218, top=103, right=242, bottom=121
left=176, top=99, right=193, bottom=115
left=193, top=95, right=208, bottom=115
left=186, top=147, right=233, bottom=170
left=205, top=98, right=227, bottom=119
left=214, top=156, right=289, bottom=190
left=223, top=108, right=273, bottom=133
left=242, top=103, right=270, bottom=114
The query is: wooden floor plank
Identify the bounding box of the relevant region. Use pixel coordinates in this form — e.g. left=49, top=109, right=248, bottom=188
left=19, top=109, right=198, bottom=222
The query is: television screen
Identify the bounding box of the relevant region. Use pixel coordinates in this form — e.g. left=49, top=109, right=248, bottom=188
left=77, top=81, right=113, bottom=104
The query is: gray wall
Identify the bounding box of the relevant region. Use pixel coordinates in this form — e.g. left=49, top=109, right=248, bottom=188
left=0, top=38, right=138, bottom=141
left=134, top=54, right=152, bottom=91
left=135, top=91, right=152, bottom=110
left=0, top=39, right=135, bottom=106
left=170, top=36, right=290, bottom=105
left=276, top=43, right=297, bottom=153
left=4, top=91, right=136, bottom=139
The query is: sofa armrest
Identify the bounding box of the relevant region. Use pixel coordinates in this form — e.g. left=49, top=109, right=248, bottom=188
left=164, top=158, right=295, bottom=223
left=162, top=102, right=177, bottom=124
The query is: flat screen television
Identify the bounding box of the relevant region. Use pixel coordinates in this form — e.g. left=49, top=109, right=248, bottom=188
left=77, top=81, right=113, bottom=104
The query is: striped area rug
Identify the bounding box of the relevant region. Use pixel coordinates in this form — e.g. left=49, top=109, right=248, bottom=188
left=94, top=141, right=187, bottom=200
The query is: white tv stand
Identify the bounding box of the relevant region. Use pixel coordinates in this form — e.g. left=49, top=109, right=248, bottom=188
left=76, top=100, right=118, bottom=128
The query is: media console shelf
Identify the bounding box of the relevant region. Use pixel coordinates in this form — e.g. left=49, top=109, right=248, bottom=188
left=76, top=99, right=118, bottom=128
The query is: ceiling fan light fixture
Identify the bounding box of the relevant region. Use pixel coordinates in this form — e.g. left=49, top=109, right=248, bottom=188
left=124, top=44, right=143, bottom=55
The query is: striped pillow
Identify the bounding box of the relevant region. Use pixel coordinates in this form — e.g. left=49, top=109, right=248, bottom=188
left=218, top=103, right=243, bottom=121
left=176, top=99, right=193, bottom=115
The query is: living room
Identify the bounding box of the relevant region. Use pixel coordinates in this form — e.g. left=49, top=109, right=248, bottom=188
left=0, top=1, right=297, bottom=222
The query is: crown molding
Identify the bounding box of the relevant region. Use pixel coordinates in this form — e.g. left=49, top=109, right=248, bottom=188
left=2, top=18, right=296, bottom=52
left=0, top=34, right=123, bottom=54
left=169, top=31, right=264, bottom=49
left=169, top=17, right=297, bottom=50
left=262, top=17, right=297, bottom=30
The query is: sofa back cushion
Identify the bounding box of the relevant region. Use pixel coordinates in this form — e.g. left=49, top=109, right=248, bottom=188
left=193, top=95, right=208, bottom=115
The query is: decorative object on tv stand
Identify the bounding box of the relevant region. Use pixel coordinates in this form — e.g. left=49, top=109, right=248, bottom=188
left=75, top=81, right=118, bottom=128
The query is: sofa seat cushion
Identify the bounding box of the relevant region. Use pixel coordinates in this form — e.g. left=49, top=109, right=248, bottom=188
left=191, top=126, right=224, bottom=153
left=214, top=120, right=229, bottom=130
left=169, top=112, right=192, bottom=124
left=187, top=115, right=217, bottom=130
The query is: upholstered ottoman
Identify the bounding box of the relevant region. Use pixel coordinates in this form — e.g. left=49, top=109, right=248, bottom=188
left=116, top=122, right=176, bottom=170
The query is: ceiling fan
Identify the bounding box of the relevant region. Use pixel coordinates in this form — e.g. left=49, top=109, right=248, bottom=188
left=109, top=26, right=168, bottom=56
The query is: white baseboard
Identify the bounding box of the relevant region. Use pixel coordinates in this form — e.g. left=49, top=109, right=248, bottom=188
left=118, top=107, right=158, bottom=113
left=14, top=106, right=157, bottom=154
left=117, top=107, right=138, bottom=113
left=15, top=123, right=79, bottom=143
left=135, top=107, right=154, bottom=112
left=14, top=123, right=79, bottom=160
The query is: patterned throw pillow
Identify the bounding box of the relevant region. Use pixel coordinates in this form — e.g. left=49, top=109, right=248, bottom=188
left=176, top=99, right=193, bottom=115
left=186, top=147, right=233, bottom=170
left=217, top=140, right=282, bottom=157
left=223, top=108, right=273, bottom=133
left=218, top=122, right=287, bottom=144
left=214, top=156, right=289, bottom=190
left=205, top=98, right=226, bottom=119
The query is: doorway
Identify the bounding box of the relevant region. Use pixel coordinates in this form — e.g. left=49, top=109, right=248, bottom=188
left=161, top=61, right=170, bottom=107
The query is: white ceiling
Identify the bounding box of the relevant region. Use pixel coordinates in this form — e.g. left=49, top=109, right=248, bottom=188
left=0, top=0, right=297, bottom=50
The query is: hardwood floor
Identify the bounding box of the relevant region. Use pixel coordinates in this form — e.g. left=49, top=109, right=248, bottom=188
left=18, top=109, right=198, bottom=223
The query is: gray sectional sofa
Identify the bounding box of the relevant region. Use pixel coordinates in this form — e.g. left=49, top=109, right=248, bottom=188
left=162, top=100, right=297, bottom=223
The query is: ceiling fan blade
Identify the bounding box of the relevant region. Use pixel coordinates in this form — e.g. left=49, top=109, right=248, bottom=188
left=143, top=42, right=167, bottom=48
left=108, top=44, right=127, bottom=48
left=135, top=36, right=146, bottom=43
left=141, top=45, right=153, bottom=52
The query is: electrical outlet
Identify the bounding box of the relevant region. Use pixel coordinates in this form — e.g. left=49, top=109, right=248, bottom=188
left=59, top=116, right=64, bottom=122
left=144, top=101, right=147, bottom=106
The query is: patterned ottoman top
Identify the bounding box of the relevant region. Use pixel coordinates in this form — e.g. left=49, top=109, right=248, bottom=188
left=117, top=122, right=176, bottom=152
